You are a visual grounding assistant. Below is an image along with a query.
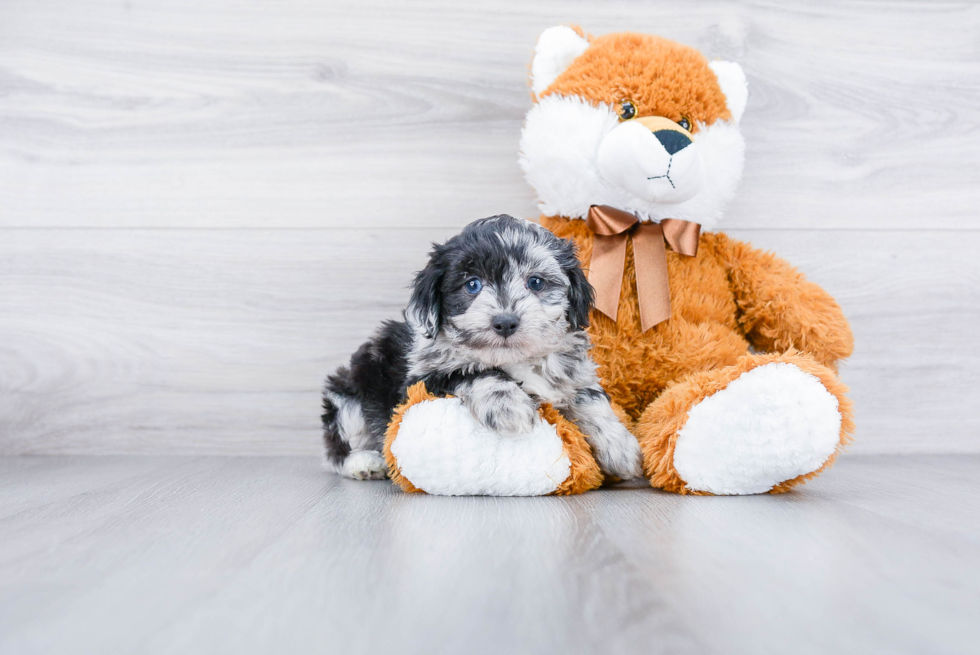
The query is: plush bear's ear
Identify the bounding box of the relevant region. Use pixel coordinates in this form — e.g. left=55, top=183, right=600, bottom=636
left=406, top=246, right=446, bottom=339
left=531, top=26, right=590, bottom=97
left=709, top=61, right=748, bottom=124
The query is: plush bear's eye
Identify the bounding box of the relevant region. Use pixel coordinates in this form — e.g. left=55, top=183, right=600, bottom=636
left=527, top=276, right=545, bottom=292
left=619, top=100, right=636, bottom=121
left=464, top=278, right=482, bottom=295
left=678, top=117, right=691, bottom=131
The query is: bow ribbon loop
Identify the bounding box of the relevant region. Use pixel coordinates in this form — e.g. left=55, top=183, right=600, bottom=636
left=585, top=205, right=700, bottom=332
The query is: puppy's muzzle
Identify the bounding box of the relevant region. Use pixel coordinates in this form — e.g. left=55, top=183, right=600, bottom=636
left=491, top=313, right=520, bottom=338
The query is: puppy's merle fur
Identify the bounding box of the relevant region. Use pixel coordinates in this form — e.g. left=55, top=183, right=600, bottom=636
left=322, top=215, right=643, bottom=481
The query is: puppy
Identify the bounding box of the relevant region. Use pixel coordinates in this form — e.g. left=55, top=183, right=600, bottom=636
left=322, top=215, right=643, bottom=481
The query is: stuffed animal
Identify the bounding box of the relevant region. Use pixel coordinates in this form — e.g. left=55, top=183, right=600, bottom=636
left=384, top=382, right=603, bottom=496
left=519, top=26, right=855, bottom=495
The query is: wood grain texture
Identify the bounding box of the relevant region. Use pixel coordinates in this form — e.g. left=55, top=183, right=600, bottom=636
left=0, top=454, right=978, bottom=655
left=1, top=0, right=978, bottom=456
left=0, top=0, right=978, bottom=229
left=1, top=228, right=977, bottom=455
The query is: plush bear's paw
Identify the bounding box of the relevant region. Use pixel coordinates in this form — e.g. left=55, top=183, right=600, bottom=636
left=673, top=362, right=843, bottom=495
left=389, top=397, right=574, bottom=496
left=341, top=450, right=388, bottom=480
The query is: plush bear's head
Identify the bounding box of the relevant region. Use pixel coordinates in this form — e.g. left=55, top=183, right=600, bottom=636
left=519, top=26, right=748, bottom=229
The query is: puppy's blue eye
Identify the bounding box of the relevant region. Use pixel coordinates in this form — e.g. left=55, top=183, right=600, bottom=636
left=464, top=278, right=482, bottom=295
left=527, top=276, right=545, bottom=292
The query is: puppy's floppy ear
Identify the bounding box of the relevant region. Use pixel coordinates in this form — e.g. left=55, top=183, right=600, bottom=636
left=406, top=246, right=446, bottom=339
left=555, top=236, right=594, bottom=330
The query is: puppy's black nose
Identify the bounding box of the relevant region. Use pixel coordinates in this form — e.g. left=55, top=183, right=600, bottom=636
left=491, top=314, right=520, bottom=338
left=654, top=129, right=692, bottom=155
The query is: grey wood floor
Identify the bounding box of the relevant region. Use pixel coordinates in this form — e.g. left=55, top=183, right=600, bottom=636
left=2, top=455, right=978, bottom=655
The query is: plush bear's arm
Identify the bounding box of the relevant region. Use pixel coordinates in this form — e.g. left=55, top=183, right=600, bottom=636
left=716, top=234, right=854, bottom=368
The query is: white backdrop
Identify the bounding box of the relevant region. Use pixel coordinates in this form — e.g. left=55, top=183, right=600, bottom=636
left=1, top=0, right=978, bottom=455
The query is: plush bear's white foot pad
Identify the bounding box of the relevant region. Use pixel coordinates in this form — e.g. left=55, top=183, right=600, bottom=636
left=391, top=397, right=571, bottom=496
left=673, top=363, right=842, bottom=495
left=342, top=450, right=388, bottom=480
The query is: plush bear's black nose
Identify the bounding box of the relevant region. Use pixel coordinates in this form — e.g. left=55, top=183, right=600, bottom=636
left=654, top=129, right=692, bottom=155
left=491, top=314, right=520, bottom=338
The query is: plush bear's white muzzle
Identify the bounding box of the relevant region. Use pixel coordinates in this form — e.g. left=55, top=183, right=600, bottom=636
left=597, top=120, right=706, bottom=204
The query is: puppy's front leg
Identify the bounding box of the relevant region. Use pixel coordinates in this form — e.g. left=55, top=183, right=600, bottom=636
left=564, top=387, right=643, bottom=480
left=454, top=371, right=538, bottom=435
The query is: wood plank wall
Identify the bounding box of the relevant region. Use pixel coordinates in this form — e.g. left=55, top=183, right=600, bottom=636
left=1, top=0, right=978, bottom=455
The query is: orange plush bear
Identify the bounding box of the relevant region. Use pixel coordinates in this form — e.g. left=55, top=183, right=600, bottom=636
left=520, top=26, right=855, bottom=495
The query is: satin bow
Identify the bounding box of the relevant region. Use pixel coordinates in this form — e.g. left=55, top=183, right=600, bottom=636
left=585, top=205, right=701, bottom=332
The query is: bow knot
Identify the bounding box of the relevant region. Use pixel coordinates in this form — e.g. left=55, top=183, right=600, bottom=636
left=585, top=205, right=701, bottom=332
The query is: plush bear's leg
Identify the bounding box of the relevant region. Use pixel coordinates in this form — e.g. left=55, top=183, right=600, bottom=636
left=635, top=351, right=853, bottom=495
left=384, top=383, right=603, bottom=496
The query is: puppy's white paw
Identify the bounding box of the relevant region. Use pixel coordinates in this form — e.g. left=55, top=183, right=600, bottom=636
left=460, top=377, right=538, bottom=435
left=486, top=396, right=539, bottom=435
left=590, top=422, right=643, bottom=480
left=342, top=450, right=388, bottom=480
